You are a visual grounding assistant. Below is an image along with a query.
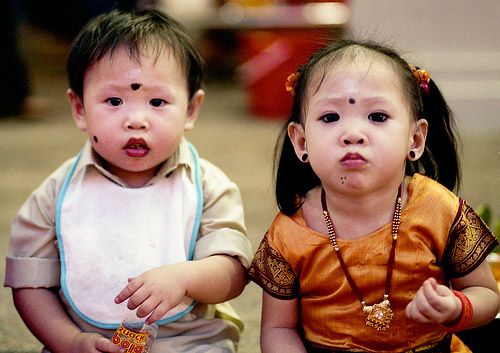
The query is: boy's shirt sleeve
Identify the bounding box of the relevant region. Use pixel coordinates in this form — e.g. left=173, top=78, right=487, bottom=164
left=192, top=159, right=252, bottom=269
left=4, top=158, right=77, bottom=289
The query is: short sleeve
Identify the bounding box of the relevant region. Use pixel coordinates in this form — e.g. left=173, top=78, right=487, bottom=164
left=441, top=199, right=498, bottom=277
left=248, top=234, right=299, bottom=299
left=3, top=158, right=77, bottom=288
left=192, top=159, right=252, bottom=269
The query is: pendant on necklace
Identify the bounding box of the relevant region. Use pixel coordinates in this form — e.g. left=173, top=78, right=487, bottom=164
left=321, top=187, right=401, bottom=332
left=363, top=299, right=393, bottom=330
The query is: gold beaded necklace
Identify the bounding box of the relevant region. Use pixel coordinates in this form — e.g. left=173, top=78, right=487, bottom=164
left=321, top=187, right=402, bottom=331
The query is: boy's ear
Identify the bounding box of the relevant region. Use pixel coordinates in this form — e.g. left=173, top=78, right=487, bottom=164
left=288, top=122, right=307, bottom=161
left=184, top=89, right=204, bottom=131
left=67, top=89, right=87, bottom=131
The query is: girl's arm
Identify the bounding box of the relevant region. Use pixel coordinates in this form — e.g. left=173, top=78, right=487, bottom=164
left=13, top=288, right=123, bottom=353
left=260, top=292, right=306, bottom=353
left=406, top=260, right=500, bottom=328
left=450, top=259, right=500, bottom=327
left=115, top=254, right=247, bottom=324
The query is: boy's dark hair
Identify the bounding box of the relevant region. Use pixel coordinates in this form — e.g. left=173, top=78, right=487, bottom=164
left=275, top=39, right=460, bottom=215
left=67, top=8, right=204, bottom=100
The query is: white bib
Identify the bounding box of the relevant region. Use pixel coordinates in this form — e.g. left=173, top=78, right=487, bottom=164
left=56, top=145, right=202, bottom=329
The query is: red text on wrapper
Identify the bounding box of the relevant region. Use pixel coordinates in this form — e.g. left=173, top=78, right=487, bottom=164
left=112, top=324, right=147, bottom=352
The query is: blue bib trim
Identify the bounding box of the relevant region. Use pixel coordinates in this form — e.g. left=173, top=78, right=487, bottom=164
left=56, top=144, right=203, bottom=329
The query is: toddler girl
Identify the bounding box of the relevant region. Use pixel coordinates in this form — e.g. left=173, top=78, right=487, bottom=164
left=249, top=39, right=499, bottom=352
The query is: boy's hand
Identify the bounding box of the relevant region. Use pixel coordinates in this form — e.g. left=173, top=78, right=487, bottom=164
left=67, top=332, right=124, bottom=353
left=405, top=277, right=462, bottom=325
left=115, top=264, right=189, bottom=324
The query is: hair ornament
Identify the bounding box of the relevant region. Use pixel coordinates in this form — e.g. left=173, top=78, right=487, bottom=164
left=285, top=72, right=299, bottom=96
left=410, top=65, right=430, bottom=94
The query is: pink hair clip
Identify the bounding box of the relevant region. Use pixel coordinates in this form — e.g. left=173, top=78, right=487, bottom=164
left=410, top=65, right=430, bottom=94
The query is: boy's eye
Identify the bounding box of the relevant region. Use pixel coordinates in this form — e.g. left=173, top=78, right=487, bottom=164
left=369, top=112, right=388, bottom=122
left=150, top=99, right=166, bottom=107
left=106, top=97, right=122, bottom=106
left=321, top=113, right=340, bottom=123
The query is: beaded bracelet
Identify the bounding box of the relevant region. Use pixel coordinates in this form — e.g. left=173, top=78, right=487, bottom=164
left=438, top=290, right=473, bottom=332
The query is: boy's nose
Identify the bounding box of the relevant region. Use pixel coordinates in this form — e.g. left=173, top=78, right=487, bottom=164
left=125, top=112, right=149, bottom=130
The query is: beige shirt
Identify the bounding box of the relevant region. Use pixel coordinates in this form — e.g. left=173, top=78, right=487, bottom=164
left=5, top=138, right=252, bottom=289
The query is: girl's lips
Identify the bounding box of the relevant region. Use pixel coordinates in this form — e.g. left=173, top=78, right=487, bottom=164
left=340, top=152, right=366, bottom=167
left=123, top=138, right=150, bottom=158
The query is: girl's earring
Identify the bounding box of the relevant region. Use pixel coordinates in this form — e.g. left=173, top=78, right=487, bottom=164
left=301, top=153, right=308, bottom=162
left=408, top=151, right=416, bottom=160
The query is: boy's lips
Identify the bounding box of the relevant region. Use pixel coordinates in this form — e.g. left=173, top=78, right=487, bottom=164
left=123, top=138, right=150, bottom=157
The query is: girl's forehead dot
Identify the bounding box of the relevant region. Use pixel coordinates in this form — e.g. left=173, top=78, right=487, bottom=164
left=349, top=98, right=356, bottom=104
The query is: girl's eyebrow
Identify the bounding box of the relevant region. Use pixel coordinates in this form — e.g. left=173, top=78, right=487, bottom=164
left=314, top=97, right=345, bottom=105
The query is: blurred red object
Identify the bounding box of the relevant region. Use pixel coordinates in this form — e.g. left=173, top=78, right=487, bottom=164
left=235, top=1, right=348, bottom=119
left=238, top=28, right=332, bottom=118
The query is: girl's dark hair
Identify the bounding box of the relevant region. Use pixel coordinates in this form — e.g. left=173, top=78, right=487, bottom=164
left=275, top=39, right=460, bottom=215
left=67, top=9, right=204, bottom=100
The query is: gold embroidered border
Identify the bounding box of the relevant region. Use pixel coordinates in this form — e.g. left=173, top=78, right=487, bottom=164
left=442, top=200, right=498, bottom=277
left=248, top=233, right=299, bottom=299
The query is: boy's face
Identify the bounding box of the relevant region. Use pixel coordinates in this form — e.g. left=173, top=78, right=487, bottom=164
left=68, top=46, right=204, bottom=187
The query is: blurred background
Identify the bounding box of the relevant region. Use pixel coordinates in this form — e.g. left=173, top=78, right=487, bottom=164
left=1, top=1, right=499, bottom=352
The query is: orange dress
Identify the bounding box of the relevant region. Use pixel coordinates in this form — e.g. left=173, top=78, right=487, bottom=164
left=249, top=174, right=497, bottom=352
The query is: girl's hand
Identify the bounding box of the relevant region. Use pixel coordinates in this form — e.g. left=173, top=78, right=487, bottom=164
left=66, top=332, right=124, bottom=353
left=405, top=277, right=462, bottom=325
left=115, top=264, right=188, bottom=324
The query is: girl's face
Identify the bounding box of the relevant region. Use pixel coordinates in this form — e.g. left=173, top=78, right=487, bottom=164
left=289, top=59, right=427, bottom=196
left=68, top=46, right=204, bottom=187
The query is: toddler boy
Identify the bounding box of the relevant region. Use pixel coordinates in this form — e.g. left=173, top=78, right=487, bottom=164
left=4, top=9, right=251, bottom=353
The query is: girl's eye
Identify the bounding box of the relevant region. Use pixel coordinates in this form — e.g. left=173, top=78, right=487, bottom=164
left=369, top=112, right=388, bottom=122
left=150, top=99, right=166, bottom=107
left=106, top=97, right=122, bottom=106
left=321, top=113, right=340, bottom=123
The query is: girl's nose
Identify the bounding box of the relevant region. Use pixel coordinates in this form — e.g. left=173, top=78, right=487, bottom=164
left=343, top=136, right=365, bottom=145
left=341, top=127, right=366, bottom=146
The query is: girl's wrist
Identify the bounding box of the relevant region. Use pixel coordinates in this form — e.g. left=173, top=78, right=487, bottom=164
left=438, top=290, right=473, bottom=332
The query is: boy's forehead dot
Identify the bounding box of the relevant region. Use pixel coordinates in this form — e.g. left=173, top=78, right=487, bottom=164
left=349, top=98, right=356, bottom=104
left=131, top=83, right=142, bottom=91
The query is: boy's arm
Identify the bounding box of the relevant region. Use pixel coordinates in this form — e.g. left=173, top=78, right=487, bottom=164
left=181, top=254, right=247, bottom=303
left=192, top=159, right=252, bottom=268
left=13, top=288, right=123, bottom=353
left=115, top=254, right=246, bottom=324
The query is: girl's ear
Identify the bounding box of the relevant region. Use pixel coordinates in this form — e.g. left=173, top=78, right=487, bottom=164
left=408, top=119, right=428, bottom=160
left=67, top=89, right=87, bottom=131
left=288, top=122, right=307, bottom=162
left=185, top=89, right=204, bottom=131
